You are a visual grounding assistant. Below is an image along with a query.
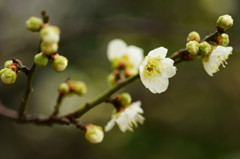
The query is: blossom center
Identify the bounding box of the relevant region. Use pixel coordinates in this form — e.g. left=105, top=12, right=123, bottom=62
left=143, top=56, right=161, bottom=78
left=112, top=55, right=134, bottom=69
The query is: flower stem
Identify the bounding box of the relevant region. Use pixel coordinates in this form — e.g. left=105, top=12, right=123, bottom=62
left=50, top=94, right=65, bottom=118
left=64, top=74, right=140, bottom=119
left=18, top=63, right=37, bottom=117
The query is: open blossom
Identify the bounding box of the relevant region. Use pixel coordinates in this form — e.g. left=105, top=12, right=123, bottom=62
left=105, top=101, right=145, bottom=133
left=139, top=47, right=176, bottom=94
left=107, top=39, right=144, bottom=72
left=203, top=46, right=233, bottom=76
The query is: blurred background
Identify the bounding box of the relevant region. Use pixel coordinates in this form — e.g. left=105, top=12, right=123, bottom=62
left=0, top=0, right=240, bottom=158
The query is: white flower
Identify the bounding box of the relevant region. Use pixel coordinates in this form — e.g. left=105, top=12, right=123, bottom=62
left=105, top=101, right=145, bottom=133
left=107, top=39, right=144, bottom=71
left=139, top=47, right=176, bottom=94
left=203, top=46, right=233, bottom=76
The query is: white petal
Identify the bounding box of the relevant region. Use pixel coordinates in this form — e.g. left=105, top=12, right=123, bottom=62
left=104, top=118, right=116, bottom=132
left=107, top=39, right=127, bottom=60
left=161, top=58, right=177, bottom=78
left=148, top=47, right=168, bottom=58
left=116, top=113, right=130, bottom=132
left=126, top=46, right=144, bottom=70
left=141, top=75, right=169, bottom=94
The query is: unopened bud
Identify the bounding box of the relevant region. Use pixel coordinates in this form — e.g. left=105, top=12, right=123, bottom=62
left=187, top=31, right=201, bottom=42
left=119, top=93, right=132, bottom=106
left=40, top=25, right=60, bottom=44
left=0, top=68, right=17, bottom=84
left=68, top=80, right=87, bottom=96
left=216, top=33, right=229, bottom=46
left=216, top=14, right=233, bottom=30
left=34, top=53, right=49, bottom=66
left=4, top=60, right=13, bottom=68
left=51, top=54, right=68, bottom=72
left=199, top=41, right=212, bottom=56
left=58, top=83, right=70, bottom=95
left=107, top=73, right=116, bottom=86
left=41, top=42, right=58, bottom=55
left=186, top=41, right=199, bottom=55
left=85, top=124, right=104, bottom=144
left=26, top=17, right=43, bottom=32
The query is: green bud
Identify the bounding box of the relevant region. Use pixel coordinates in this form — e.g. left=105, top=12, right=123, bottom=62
left=0, top=68, right=17, bottom=84
left=186, top=41, right=199, bottom=55
left=187, top=31, right=201, bottom=42
left=26, top=16, right=43, bottom=32
left=199, top=41, right=212, bottom=56
left=68, top=80, right=87, bottom=96
left=120, top=93, right=132, bottom=106
left=51, top=54, right=68, bottom=72
left=85, top=124, right=104, bottom=144
left=34, top=52, right=49, bottom=66
left=40, top=25, right=60, bottom=44
left=41, top=42, right=58, bottom=55
left=4, top=60, right=13, bottom=68
left=217, top=33, right=229, bottom=46
left=58, top=83, right=70, bottom=95
left=216, top=14, right=233, bottom=30
left=107, top=73, right=116, bottom=86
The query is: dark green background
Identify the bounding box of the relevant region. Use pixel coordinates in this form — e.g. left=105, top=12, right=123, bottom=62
left=0, top=0, right=240, bottom=158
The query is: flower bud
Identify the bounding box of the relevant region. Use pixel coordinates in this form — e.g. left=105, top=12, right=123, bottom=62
left=199, top=41, right=212, bottom=56
left=51, top=54, right=68, bottom=72
left=216, top=14, right=233, bottom=30
left=25, top=17, right=43, bottom=32
left=41, top=42, right=58, bottom=55
left=40, top=26, right=60, bottom=44
left=216, top=33, right=229, bottom=46
left=4, top=60, right=13, bottom=68
left=34, top=52, right=49, bottom=66
left=107, top=73, right=116, bottom=86
left=187, top=31, right=201, bottom=42
left=119, top=93, right=132, bottom=106
left=85, top=124, right=104, bottom=144
left=186, top=41, right=199, bottom=55
left=0, top=68, right=17, bottom=84
left=58, top=82, right=70, bottom=95
left=68, top=80, right=87, bottom=96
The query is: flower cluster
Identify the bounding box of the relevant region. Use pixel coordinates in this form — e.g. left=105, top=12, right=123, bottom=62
left=185, top=14, right=233, bottom=76
left=0, top=13, right=235, bottom=145
left=26, top=16, right=68, bottom=72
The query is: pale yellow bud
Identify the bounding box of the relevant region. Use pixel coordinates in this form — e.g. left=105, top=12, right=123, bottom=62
left=187, top=31, right=201, bottom=42
left=217, top=33, right=229, bottom=46
left=68, top=80, right=87, bottom=96
left=216, top=14, right=233, bottom=30
left=199, top=41, right=212, bottom=56
left=26, top=17, right=43, bottom=32
left=119, top=93, right=132, bottom=106
left=34, top=52, right=49, bottom=66
left=0, top=68, right=17, bottom=84
left=58, top=83, right=70, bottom=95
left=186, top=41, right=199, bottom=55
left=85, top=124, right=104, bottom=144
left=4, top=60, right=13, bottom=68
left=51, top=54, right=68, bottom=72
left=40, top=25, right=60, bottom=44
left=41, top=42, right=58, bottom=55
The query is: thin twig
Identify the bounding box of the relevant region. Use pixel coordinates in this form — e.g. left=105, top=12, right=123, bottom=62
left=18, top=63, right=37, bottom=117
